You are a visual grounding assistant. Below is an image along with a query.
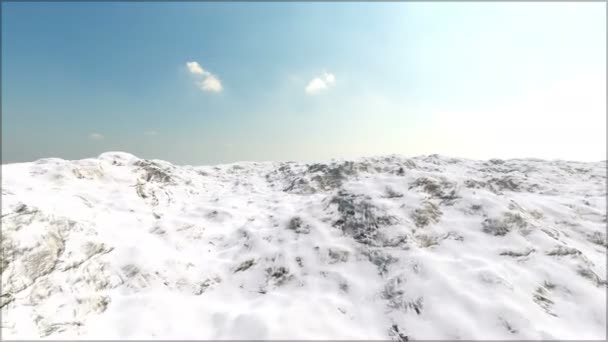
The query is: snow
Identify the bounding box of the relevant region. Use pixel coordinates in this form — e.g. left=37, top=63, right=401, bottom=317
left=1, top=152, right=606, bottom=339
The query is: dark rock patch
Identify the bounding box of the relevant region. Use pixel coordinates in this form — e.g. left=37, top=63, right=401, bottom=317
left=488, top=176, right=521, bottom=192
left=384, top=187, right=404, bottom=199
left=587, top=231, right=608, bottom=247
left=382, top=235, right=409, bottom=248
left=489, top=159, right=505, bottom=165
left=134, top=160, right=173, bottom=184
left=328, top=249, right=349, bottom=264
left=482, top=218, right=510, bottom=236
left=365, top=249, right=398, bottom=276
left=234, top=259, right=255, bottom=273
left=545, top=246, right=581, bottom=257
left=533, top=286, right=557, bottom=317
left=382, top=277, right=423, bottom=314
left=148, top=225, right=166, bottom=236
left=414, top=234, right=439, bottom=248
left=389, top=324, right=409, bottom=342
left=330, top=191, right=395, bottom=246
left=286, top=217, right=311, bottom=234
left=500, top=248, right=535, bottom=257
left=470, top=204, right=483, bottom=211
left=339, top=281, right=349, bottom=293
left=482, top=212, right=528, bottom=236
left=121, top=264, right=140, bottom=278
left=541, top=228, right=560, bottom=240
left=409, top=177, right=459, bottom=205
left=265, top=266, right=293, bottom=286
left=499, top=317, right=518, bottom=334
left=464, top=179, right=487, bottom=190
left=576, top=267, right=607, bottom=287
left=410, top=201, right=442, bottom=228
left=307, top=162, right=357, bottom=191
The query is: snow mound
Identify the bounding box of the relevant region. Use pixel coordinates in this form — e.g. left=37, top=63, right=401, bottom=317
left=1, top=153, right=606, bottom=339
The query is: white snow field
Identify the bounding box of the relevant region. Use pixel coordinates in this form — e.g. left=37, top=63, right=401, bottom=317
left=1, top=152, right=606, bottom=340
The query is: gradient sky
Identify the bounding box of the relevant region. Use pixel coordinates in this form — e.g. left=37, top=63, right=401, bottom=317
left=2, top=2, right=606, bottom=165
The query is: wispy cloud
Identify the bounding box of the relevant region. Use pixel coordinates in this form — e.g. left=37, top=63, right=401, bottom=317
left=144, top=130, right=158, bottom=136
left=305, top=72, right=336, bottom=95
left=198, top=75, right=223, bottom=92
left=89, top=133, right=104, bottom=140
left=186, top=61, right=208, bottom=76
left=186, top=61, right=222, bottom=93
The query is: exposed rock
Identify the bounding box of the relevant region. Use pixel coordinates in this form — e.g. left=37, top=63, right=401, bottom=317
left=365, top=249, right=398, bottom=276
left=382, top=276, right=423, bottom=314
left=389, top=324, right=410, bottom=342
left=545, top=246, right=581, bottom=257
left=500, top=248, right=535, bottom=257
left=286, top=217, right=311, bottom=234
left=384, top=187, right=404, bottom=198
left=234, top=259, right=256, bottom=273
left=330, top=192, right=386, bottom=246
left=482, top=212, right=528, bottom=236
left=410, top=201, right=442, bottom=228
left=533, top=286, right=557, bottom=317
left=587, top=231, right=608, bottom=247
left=265, top=266, right=293, bottom=286
left=409, top=177, right=460, bottom=204
left=328, top=249, right=350, bottom=264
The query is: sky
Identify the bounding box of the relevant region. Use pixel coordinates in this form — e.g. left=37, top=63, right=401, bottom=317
left=1, top=2, right=606, bottom=165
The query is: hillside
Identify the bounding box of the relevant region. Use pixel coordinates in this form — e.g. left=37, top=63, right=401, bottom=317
left=1, top=152, right=606, bottom=339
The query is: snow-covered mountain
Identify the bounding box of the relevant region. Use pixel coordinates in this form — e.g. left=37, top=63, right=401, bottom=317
left=1, top=152, right=606, bottom=340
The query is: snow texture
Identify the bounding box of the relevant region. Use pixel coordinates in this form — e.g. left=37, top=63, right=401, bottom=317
left=1, top=152, right=606, bottom=339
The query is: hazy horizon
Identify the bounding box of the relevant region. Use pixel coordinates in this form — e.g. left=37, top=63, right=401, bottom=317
left=2, top=2, right=606, bottom=165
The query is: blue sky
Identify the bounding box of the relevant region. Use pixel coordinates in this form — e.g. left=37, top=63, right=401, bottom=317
left=2, top=2, right=605, bottom=164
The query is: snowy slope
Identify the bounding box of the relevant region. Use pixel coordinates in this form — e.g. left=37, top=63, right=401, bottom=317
left=1, top=152, right=606, bottom=340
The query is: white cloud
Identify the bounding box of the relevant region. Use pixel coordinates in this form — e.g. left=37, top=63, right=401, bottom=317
left=323, top=72, right=335, bottom=85
left=305, top=72, right=336, bottom=95
left=144, top=130, right=158, bottom=136
left=198, top=75, right=223, bottom=93
left=186, top=61, right=208, bottom=76
left=305, top=78, right=328, bottom=94
left=89, top=133, right=104, bottom=140
left=186, top=61, right=222, bottom=93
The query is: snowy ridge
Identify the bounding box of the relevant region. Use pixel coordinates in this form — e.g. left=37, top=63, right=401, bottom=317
left=1, top=152, right=606, bottom=339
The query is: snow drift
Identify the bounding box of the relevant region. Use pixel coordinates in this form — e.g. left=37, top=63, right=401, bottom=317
left=1, top=152, right=606, bottom=339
